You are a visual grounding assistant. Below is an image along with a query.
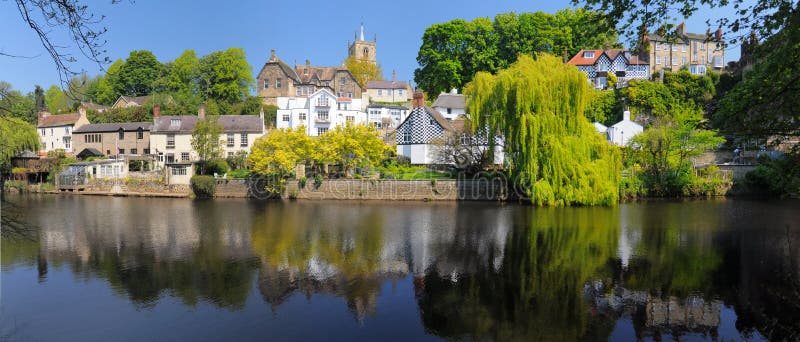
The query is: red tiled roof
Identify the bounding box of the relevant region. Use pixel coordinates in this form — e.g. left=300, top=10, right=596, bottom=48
left=567, top=49, right=649, bottom=66
left=37, top=113, right=81, bottom=128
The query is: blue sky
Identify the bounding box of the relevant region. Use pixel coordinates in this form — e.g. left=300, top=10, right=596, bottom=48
left=0, top=0, right=744, bottom=93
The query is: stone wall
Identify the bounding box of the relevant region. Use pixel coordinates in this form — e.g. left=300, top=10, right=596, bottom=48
left=215, top=179, right=250, bottom=198
left=283, top=179, right=508, bottom=201
left=85, top=179, right=190, bottom=195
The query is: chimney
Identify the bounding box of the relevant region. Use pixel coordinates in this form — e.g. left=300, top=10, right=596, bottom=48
left=623, top=110, right=631, bottom=121
left=413, top=92, right=425, bottom=108
left=715, top=28, right=723, bottom=40
left=37, top=110, right=50, bottom=125
left=450, top=88, right=458, bottom=94
left=198, top=103, right=206, bottom=119
left=604, top=42, right=610, bottom=50
left=270, top=49, right=276, bottom=61
left=153, top=103, right=161, bottom=118
left=306, top=59, right=310, bottom=67
left=677, top=22, right=686, bottom=36
left=391, top=70, right=396, bottom=82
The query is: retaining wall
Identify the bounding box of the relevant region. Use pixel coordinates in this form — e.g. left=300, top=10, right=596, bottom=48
left=283, top=179, right=508, bottom=201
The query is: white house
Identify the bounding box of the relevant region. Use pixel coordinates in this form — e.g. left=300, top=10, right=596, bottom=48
left=150, top=106, right=266, bottom=168
left=593, top=122, right=608, bottom=135
left=366, top=104, right=409, bottom=129
left=396, top=93, right=503, bottom=165
left=607, top=110, right=643, bottom=146
left=276, top=89, right=367, bottom=136
left=36, top=111, right=90, bottom=154
left=431, top=89, right=466, bottom=120
left=567, top=49, right=650, bottom=89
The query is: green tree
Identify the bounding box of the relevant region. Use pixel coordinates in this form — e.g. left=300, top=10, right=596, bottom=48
left=467, top=54, right=621, bottom=206
left=630, top=105, right=725, bottom=196
left=115, top=50, right=162, bottom=96
left=44, top=85, right=72, bottom=113
left=0, top=82, right=36, bottom=124
left=415, top=10, right=619, bottom=98
left=191, top=116, right=224, bottom=174
left=96, top=59, right=124, bottom=104
left=154, top=49, right=199, bottom=94
left=198, top=48, right=254, bottom=104
left=0, top=117, right=41, bottom=189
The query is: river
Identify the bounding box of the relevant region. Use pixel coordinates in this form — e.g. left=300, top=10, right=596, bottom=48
left=1, top=195, right=799, bottom=341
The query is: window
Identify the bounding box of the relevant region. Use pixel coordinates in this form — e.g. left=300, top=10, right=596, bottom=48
left=429, top=118, right=436, bottom=125
left=340, top=76, right=346, bottom=85
left=672, top=57, right=677, bottom=66
left=227, top=133, right=235, bottom=147
left=398, top=89, right=404, bottom=97
left=665, top=57, right=670, bottom=66
left=303, top=68, right=309, bottom=75
left=317, top=127, right=328, bottom=135
left=583, top=51, right=595, bottom=58
left=701, top=43, right=706, bottom=51
left=130, top=148, right=137, bottom=155
left=167, top=134, right=175, bottom=148
left=672, top=44, right=677, bottom=51
left=172, top=166, right=187, bottom=176
left=137, top=129, right=144, bottom=139
left=50, top=128, right=53, bottom=136
left=118, top=129, right=124, bottom=140
left=41, top=129, right=45, bottom=136
left=447, top=108, right=452, bottom=114
left=228, top=152, right=234, bottom=157
left=378, top=89, right=383, bottom=96
left=655, top=56, right=661, bottom=65
left=346, top=116, right=354, bottom=123
left=701, top=56, right=705, bottom=64
left=240, top=133, right=248, bottom=146
left=663, top=43, right=668, bottom=51
left=681, top=57, right=687, bottom=65
left=318, top=110, right=329, bottom=121
left=460, top=133, right=470, bottom=145
left=338, top=102, right=350, bottom=110
left=106, top=149, right=110, bottom=155
left=276, top=78, right=282, bottom=88
left=166, top=153, right=175, bottom=163
left=655, top=42, right=661, bottom=50
left=402, top=131, right=412, bottom=143
left=181, top=152, right=190, bottom=161
left=170, top=119, right=181, bottom=127
left=347, top=92, right=352, bottom=98
left=299, top=113, right=306, bottom=121
left=143, top=148, right=150, bottom=155
left=119, top=148, right=125, bottom=155
left=282, top=114, right=290, bottom=122
left=63, top=137, right=71, bottom=149
left=264, top=79, right=269, bottom=89
left=682, top=44, right=686, bottom=52
left=65, top=127, right=70, bottom=135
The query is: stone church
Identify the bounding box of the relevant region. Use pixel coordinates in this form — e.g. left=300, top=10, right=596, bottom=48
left=257, top=24, right=375, bottom=105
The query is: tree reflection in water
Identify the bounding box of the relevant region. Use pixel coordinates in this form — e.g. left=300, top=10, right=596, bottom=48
left=2, top=196, right=800, bottom=341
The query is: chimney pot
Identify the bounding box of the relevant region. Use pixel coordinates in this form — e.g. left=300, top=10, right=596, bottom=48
left=270, top=49, right=276, bottom=60
left=153, top=104, right=161, bottom=118
left=413, top=92, right=425, bottom=108
left=306, top=59, right=310, bottom=66
left=623, top=110, right=631, bottom=121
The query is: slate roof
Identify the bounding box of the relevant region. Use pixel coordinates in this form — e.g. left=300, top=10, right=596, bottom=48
left=152, top=115, right=263, bottom=134
left=73, top=122, right=152, bottom=133
left=431, top=94, right=466, bottom=110
left=366, top=80, right=409, bottom=89
left=367, top=104, right=408, bottom=110
left=567, top=49, right=649, bottom=66
left=295, top=65, right=346, bottom=83
left=264, top=53, right=300, bottom=82
left=38, top=113, right=82, bottom=128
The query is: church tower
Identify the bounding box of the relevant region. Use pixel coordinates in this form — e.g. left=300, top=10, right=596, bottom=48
left=348, top=23, right=376, bottom=64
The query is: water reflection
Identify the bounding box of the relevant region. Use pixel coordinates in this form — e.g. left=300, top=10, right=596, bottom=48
left=2, top=196, right=799, bottom=341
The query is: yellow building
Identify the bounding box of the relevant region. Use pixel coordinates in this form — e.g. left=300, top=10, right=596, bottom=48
left=646, top=23, right=725, bottom=75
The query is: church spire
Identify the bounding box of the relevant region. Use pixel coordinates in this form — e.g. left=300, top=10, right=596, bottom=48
left=360, top=22, right=365, bottom=41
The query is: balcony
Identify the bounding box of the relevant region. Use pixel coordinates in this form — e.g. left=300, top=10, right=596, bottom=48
left=315, top=100, right=330, bottom=108
left=315, top=116, right=330, bottom=123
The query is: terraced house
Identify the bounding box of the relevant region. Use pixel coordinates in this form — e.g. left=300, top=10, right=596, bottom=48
left=72, top=122, right=153, bottom=158
left=646, top=23, right=725, bottom=75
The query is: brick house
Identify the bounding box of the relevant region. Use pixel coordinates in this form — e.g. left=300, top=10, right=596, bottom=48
left=256, top=50, right=361, bottom=105
left=72, top=122, right=153, bottom=158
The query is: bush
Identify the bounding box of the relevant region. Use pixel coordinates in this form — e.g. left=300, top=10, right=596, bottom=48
left=298, top=176, right=307, bottom=188
left=228, top=169, right=250, bottom=179
left=226, top=150, right=249, bottom=170
left=190, top=175, right=216, bottom=198
left=199, top=159, right=230, bottom=176
left=314, top=174, right=323, bottom=189
left=745, top=154, right=800, bottom=196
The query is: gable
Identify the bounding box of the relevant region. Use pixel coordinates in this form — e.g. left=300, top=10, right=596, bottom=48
left=395, top=108, right=447, bottom=145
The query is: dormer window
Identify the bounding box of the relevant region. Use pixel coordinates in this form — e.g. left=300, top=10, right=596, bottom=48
left=170, top=119, right=181, bottom=127
left=304, top=68, right=308, bottom=75
left=583, top=51, right=595, bottom=58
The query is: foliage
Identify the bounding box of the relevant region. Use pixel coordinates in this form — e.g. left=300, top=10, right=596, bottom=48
left=744, top=153, right=800, bottom=197
left=225, top=150, right=249, bottom=171
left=621, top=70, right=715, bottom=122
left=227, top=169, right=250, bottom=179
left=261, top=104, right=278, bottom=128
left=345, top=56, right=383, bottom=89
left=298, top=176, right=307, bottom=189
left=0, top=117, right=41, bottom=177
left=249, top=127, right=317, bottom=176
left=190, top=175, right=216, bottom=198
left=429, top=125, right=496, bottom=173
left=629, top=106, right=726, bottom=196
left=86, top=106, right=152, bottom=123
left=313, top=174, right=323, bottom=188
left=114, top=50, right=162, bottom=97
left=45, top=85, right=72, bottom=113
left=198, top=48, right=254, bottom=104
left=0, top=82, right=37, bottom=124
left=466, top=54, right=621, bottom=206
left=415, top=9, right=620, bottom=97
left=317, top=124, right=390, bottom=174
left=199, top=159, right=229, bottom=176
left=586, top=89, right=621, bottom=126
left=191, top=116, right=224, bottom=173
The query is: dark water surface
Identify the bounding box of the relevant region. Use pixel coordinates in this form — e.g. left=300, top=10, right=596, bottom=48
left=2, top=195, right=799, bottom=341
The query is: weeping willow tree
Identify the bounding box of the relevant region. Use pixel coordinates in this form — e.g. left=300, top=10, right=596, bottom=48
left=0, top=117, right=41, bottom=192
left=466, top=54, right=620, bottom=206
